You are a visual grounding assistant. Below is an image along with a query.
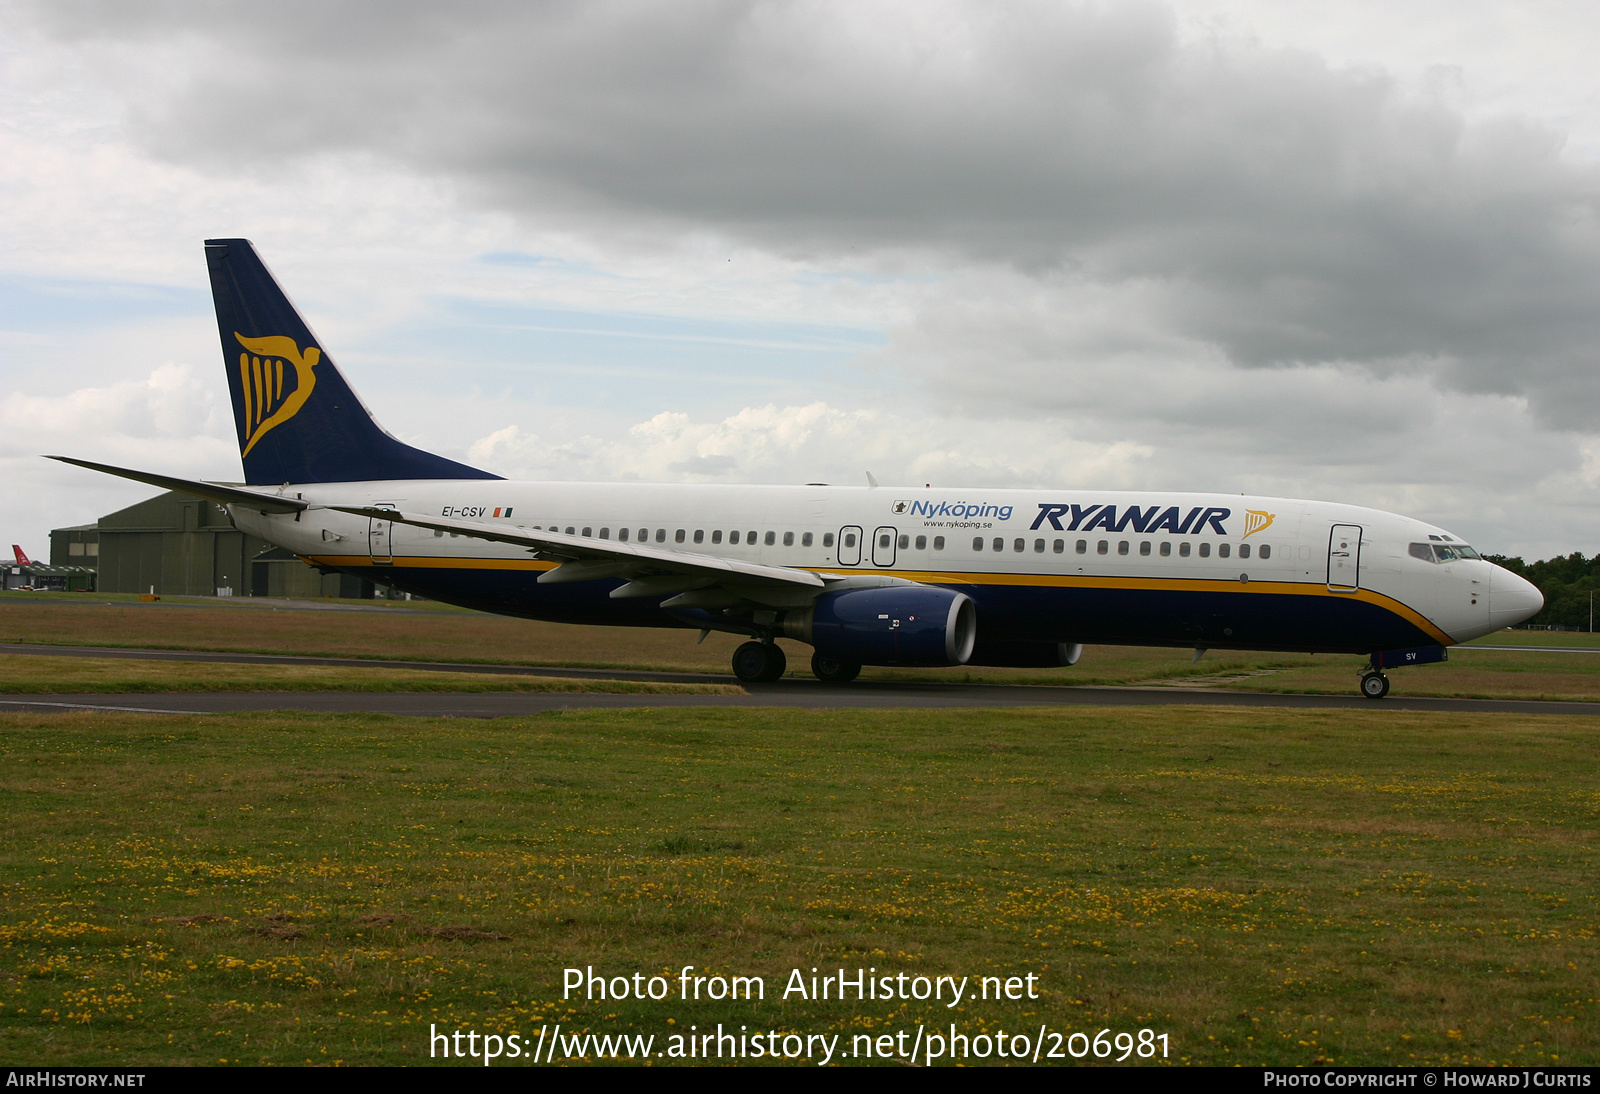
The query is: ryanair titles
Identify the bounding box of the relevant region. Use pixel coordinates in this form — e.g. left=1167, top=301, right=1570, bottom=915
left=902, top=499, right=1239, bottom=535
left=1030, top=503, right=1232, bottom=535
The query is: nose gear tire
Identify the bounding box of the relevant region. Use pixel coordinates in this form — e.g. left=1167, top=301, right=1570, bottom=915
left=1360, top=672, right=1390, bottom=699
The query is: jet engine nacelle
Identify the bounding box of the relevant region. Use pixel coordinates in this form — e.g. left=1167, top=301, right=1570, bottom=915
left=782, top=586, right=977, bottom=666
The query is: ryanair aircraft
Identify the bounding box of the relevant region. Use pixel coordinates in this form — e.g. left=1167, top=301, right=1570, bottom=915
left=54, top=240, right=1544, bottom=698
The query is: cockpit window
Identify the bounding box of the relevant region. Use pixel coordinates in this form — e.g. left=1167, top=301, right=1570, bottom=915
left=1412, top=542, right=1481, bottom=563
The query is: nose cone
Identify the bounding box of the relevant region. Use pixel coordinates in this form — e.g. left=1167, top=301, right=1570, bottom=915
left=1489, top=565, right=1544, bottom=629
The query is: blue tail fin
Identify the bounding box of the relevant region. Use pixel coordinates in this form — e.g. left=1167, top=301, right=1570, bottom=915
left=204, top=238, right=500, bottom=485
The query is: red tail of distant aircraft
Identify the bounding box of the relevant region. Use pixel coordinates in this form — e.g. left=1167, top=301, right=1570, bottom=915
left=11, top=545, right=31, bottom=566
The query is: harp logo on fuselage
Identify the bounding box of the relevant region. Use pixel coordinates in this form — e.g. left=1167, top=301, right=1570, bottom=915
left=1241, top=510, right=1275, bottom=538
left=234, top=332, right=321, bottom=456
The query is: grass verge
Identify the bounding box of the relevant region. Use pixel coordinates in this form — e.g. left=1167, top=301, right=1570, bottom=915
left=0, top=656, right=739, bottom=695
left=0, top=705, right=1593, bottom=1066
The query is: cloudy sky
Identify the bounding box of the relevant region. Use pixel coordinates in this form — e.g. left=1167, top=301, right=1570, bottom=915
left=5, top=0, right=1600, bottom=560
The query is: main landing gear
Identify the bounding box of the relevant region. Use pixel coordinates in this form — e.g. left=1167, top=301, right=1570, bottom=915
left=731, top=641, right=786, bottom=683
left=730, top=642, right=864, bottom=684
left=1359, top=671, right=1390, bottom=700
left=810, top=653, right=861, bottom=684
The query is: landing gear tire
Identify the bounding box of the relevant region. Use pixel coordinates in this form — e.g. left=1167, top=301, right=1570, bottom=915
left=811, top=653, right=861, bottom=684
left=1360, top=672, right=1390, bottom=699
left=732, top=641, right=787, bottom=683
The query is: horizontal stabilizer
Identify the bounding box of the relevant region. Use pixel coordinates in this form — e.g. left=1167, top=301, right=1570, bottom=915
left=47, top=455, right=309, bottom=514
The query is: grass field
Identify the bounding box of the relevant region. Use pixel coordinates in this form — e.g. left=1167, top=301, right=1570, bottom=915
left=9, top=592, right=1600, bottom=700
left=0, top=705, right=1594, bottom=1067
left=0, top=656, right=739, bottom=695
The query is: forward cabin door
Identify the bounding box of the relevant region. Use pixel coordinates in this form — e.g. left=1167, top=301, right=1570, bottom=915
left=837, top=525, right=863, bottom=566
left=1327, top=524, right=1361, bottom=592
left=369, top=507, right=395, bottom=565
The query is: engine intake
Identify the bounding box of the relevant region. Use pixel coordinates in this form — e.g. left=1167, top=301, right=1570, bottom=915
left=782, top=586, right=976, bottom=666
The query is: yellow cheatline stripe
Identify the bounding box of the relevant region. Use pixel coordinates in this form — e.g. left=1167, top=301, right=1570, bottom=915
left=303, top=554, right=1455, bottom=645
left=305, top=553, right=554, bottom=572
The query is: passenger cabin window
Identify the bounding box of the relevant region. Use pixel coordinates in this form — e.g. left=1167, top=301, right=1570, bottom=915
left=566, top=527, right=575, bottom=535
left=582, top=527, right=592, bottom=537
left=1198, top=542, right=1210, bottom=557
left=823, top=533, right=835, bottom=547
left=712, top=530, right=723, bottom=544
left=675, top=529, right=685, bottom=543
left=973, top=537, right=984, bottom=551
left=1139, top=541, right=1151, bottom=556
left=1097, top=540, right=1108, bottom=555
left=1218, top=544, right=1231, bottom=558
left=1259, top=544, right=1270, bottom=559
left=915, top=535, right=927, bottom=549
left=1076, top=540, right=1087, bottom=554
left=618, top=528, right=629, bottom=541
left=1013, top=538, right=1024, bottom=552
left=765, top=531, right=776, bottom=546
left=1117, top=540, right=1129, bottom=555
left=1053, top=539, right=1064, bottom=553
left=993, top=537, right=1005, bottom=552
left=1159, top=541, right=1171, bottom=557
left=693, top=529, right=703, bottom=543
left=898, top=534, right=909, bottom=549
left=1179, top=542, right=1190, bottom=557
left=1034, top=539, right=1045, bottom=553
left=880, top=533, right=892, bottom=549
left=933, top=536, right=945, bottom=550
left=843, top=532, right=856, bottom=548
left=802, top=532, right=813, bottom=547
left=1239, top=543, right=1250, bottom=558
left=638, top=528, right=647, bottom=541
left=600, top=528, right=610, bottom=539
left=783, top=531, right=794, bottom=546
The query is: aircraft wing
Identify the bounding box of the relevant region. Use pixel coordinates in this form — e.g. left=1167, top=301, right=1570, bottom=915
left=330, top=506, right=827, bottom=592
left=47, top=456, right=309, bottom=514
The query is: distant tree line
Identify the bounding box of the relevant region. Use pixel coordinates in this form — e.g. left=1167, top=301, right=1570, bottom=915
left=1483, top=553, right=1600, bottom=630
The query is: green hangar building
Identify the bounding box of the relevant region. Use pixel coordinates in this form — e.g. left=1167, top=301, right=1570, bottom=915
left=50, top=490, right=375, bottom=599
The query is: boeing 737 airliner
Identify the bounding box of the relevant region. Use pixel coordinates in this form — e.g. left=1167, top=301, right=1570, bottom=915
left=53, top=240, right=1544, bottom=697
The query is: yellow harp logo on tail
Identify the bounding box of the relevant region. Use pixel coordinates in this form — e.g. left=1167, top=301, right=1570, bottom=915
left=1242, top=509, right=1276, bottom=538
left=234, top=333, right=320, bottom=456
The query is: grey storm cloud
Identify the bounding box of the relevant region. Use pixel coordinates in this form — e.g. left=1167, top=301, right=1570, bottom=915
left=20, top=0, right=1600, bottom=424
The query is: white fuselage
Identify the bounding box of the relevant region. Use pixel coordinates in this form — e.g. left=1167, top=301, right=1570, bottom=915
left=230, top=480, right=1544, bottom=654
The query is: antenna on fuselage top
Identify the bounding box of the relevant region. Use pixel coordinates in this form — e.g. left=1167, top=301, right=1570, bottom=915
left=865, top=471, right=879, bottom=488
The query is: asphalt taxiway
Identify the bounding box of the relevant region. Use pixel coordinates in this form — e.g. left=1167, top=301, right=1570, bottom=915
left=1, top=642, right=1596, bottom=717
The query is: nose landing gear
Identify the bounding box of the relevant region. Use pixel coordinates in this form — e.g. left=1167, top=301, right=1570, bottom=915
left=1359, top=671, right=1390, bottom=699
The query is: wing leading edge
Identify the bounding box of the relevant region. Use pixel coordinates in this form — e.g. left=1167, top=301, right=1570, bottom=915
left=330, top=506, right=828, bottom=597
